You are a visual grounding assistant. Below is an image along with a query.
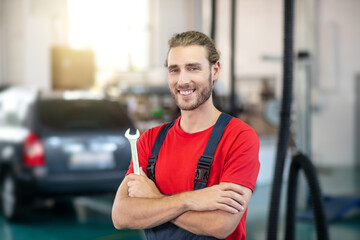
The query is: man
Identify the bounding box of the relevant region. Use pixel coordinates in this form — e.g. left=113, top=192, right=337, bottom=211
left=112, top=31, right=260, bottom=240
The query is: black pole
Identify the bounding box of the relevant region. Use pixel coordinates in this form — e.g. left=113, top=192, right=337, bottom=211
left=210, top=0, right=216, bottom=40
left=229, top=0, right=236, bottom=116
left=211, top=0, right=222, bottom=111
left=266, top=0, right=295, bottom=239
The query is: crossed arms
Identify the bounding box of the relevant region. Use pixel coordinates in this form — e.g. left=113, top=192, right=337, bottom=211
left=111, top=168, right=252, bottom=239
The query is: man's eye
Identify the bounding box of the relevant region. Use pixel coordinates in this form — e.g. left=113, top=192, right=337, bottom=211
left=169, top=69, right=179, bottom=73
left=189, top=67, right=199, bottom=71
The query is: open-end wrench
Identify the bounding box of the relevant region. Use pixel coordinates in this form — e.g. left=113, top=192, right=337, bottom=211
left=125, top=128, right=140, bottom=175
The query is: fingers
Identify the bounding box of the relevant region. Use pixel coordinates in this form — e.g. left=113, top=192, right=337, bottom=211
left=128, top=168, right=148, bottom=180
left=219, top=182, right=246, bottom=195
left=217, top=193, right=245, bottom=213
left=216, top=202, right=241, bottom=214
left=210, top=184, right=248, bottom=214
left=225, top=190, right=247, bottom=206
left=127, top=174, right=145, bottom=189
left=127, top=179, right=144, bottom=198
left=126, top=170, right=163, bottom=199
left=186, top=184, right=248, bottom=214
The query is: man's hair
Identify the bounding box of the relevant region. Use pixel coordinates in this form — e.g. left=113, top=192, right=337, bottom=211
left=165, top=31, right=220, bottom=67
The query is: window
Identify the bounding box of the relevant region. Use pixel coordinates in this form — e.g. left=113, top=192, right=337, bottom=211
left=0, top=87, right=37, bottom=126
left=67, top=0, right=150, bottom=72
left=39, top=99, right=132, bottom=130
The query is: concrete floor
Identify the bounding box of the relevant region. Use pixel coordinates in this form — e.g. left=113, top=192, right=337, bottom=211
left=0, top=196, right=145, bottom=240
left=0, top=166, right=358, bottom=240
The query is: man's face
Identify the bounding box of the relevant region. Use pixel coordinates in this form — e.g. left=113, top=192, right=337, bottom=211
left=167, top=45, right=219, bottom=111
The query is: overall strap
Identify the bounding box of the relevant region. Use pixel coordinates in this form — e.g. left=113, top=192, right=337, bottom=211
left=145, top=114, right=232, bottom=240
left=146, top=120, right=176, bottom=184
left=194, top=113, right=233, bottom=190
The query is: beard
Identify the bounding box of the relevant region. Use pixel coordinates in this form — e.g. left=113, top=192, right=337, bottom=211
left=171, top=74, right=213, bottom=111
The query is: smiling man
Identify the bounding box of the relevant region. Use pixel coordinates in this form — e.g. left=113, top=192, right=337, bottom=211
left=167, top=46, right=214, bottom=112
left=112, top=31, right=260, bottom=240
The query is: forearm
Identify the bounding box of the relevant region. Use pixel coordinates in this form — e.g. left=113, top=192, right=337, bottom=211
left=112, top=195, right=186, bottom=229
left=112, top=175, right=250, bottom=233
left=171, top=183, right=252, bottom=238
left=112, top=178, right=188, bottom=229
left=172, top=210, right=242, bottom=239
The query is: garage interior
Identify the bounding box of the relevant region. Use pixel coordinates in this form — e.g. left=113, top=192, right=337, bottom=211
left=0, top=0, right=359, bottom=239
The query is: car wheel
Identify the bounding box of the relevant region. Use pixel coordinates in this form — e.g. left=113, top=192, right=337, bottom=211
left=1, top=174, right=27, bottom=221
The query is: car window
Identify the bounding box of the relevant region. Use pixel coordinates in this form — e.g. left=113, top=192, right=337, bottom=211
left=39, top=99, right=131, bottom=130
left=0, top=87, right=37, bottom=127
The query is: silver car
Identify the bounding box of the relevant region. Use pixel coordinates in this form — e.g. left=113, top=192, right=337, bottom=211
left=0, top=86, right=133, bottom=221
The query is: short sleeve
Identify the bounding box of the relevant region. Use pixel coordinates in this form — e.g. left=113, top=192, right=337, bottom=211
left=220, top=128, right=260, bottom=191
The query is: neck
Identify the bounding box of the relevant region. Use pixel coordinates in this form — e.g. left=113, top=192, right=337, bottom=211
left=179, top=102, right=221, bottom=133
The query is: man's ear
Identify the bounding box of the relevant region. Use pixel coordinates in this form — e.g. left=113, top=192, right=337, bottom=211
left=212, top=61, right=221, bottom=81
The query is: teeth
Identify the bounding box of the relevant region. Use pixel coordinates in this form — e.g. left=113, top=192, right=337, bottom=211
left=179, top=90, right=193, bottom=95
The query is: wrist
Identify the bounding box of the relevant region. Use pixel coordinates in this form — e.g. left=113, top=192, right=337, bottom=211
left=176, top=191, right=193, bottom=212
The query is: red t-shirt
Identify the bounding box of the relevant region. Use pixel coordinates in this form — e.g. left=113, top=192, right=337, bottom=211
left=126, top=116, right=260, bottom=240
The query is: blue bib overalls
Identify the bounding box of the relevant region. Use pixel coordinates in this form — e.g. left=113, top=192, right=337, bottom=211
left=145, top=113, right=233, bottom=240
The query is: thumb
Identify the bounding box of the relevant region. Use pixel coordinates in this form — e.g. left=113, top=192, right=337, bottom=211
left=140, top=167, right=147, bottom=176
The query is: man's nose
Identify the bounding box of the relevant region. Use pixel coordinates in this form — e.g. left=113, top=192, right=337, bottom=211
left=177, top=70, right=190, bottom=85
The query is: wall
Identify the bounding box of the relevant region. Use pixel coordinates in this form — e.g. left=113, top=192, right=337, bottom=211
left=215, top=0, right=360, bottom=167
left=214, top=0, right=283, bottom=97
left=0, top=0, right=203, bottom=88
left=151, top=0, right=203, bottom=68
left=312, top=0, right=360, bottom=167
left=0, top=0, right=27, bottom=86
left=0, top=0, right=3, bottom=83
left=0, top=0, right=68, bottom=89
left=356, top=74, right=360, bottom=166
left=105, top=0, right=204, bottom=86
left=0, top=0, right=283, bottom=93
left=1, top=0, right=359, bottom=167
left=211, top=0, right=360, bottom=167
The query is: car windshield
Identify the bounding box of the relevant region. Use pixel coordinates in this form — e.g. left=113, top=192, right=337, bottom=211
left=39, top=99, right=131, bottom=130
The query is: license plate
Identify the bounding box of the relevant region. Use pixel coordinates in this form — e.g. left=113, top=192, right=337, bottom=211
left=69, top=152, right=115, bottom=170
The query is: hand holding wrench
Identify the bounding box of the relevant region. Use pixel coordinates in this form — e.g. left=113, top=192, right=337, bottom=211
left=125, top=128, right=140, bottom=175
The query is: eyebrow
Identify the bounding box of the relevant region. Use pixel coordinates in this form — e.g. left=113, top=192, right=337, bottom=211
left=167, top=64, right=178, bottom=69
left=167, top=62, right=202, bottom=69
left=186, top=63, right=201, bottom=68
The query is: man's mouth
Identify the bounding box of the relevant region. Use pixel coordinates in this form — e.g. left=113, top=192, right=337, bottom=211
left=179, top=89, right=195, bottom=95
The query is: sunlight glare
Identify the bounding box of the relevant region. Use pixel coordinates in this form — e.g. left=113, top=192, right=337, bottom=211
left=67, top=0, right=149, bottom=71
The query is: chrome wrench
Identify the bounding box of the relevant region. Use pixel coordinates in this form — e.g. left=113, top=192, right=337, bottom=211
left=125, top=128, right=140, bottom=175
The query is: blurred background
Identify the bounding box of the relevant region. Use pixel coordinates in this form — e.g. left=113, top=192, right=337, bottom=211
left=0, top=0, right=359, bottom=239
